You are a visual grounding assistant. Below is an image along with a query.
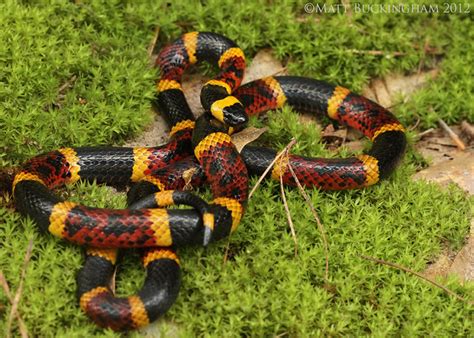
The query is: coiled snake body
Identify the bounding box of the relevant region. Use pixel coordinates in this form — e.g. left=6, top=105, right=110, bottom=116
left=13, top=32, right=406, bottom=331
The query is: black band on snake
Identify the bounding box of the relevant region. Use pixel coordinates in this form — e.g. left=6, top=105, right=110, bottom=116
left=12, top=32, right=406, bottom=331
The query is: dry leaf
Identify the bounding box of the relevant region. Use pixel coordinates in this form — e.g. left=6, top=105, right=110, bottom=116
left=423, top=220, right=474, bottom=282
left=413, top=151, right=474, bottom=194
left=297, top=113, right=322, bottom=128
left=182, top=167, right=197, bottom=191
left=181, top=73, right=209, bottom=116
left=414, top=136, right=473, bottom=282
left=424, top=252, right=454, bottom=280
left=415, top=125, right=471, bottom=166
left=242, top=49, right=286, bottom=84
left=322, top=124, right=346, bottom=139
left=461, top=121, right=474, bottom=141
left=449, top=219, right=474, bottom=281
left=232, top=127, right=267, bottom=153
left=124, top=113, right=169, bottom=147
left=363, top=70, right=439, bottom=108
left=343, top=140, right=365, bottom=153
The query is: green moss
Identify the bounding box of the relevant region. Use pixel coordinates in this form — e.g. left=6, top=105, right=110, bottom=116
left=1, top=0, right=473, bottom=336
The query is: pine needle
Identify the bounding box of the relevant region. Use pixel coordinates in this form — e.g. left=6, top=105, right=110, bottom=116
left=6, top=240, right=33, bottom=338
left=287, top=160, right=329, bottom=283
left=360, top=254, right=473, bottom=305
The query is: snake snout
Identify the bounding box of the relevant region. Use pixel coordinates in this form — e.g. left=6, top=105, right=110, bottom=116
left=222, top=103, right=248, bottom=127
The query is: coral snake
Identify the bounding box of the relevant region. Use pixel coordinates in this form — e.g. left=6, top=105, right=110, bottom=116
left=12, top=32, right=406, bottom=331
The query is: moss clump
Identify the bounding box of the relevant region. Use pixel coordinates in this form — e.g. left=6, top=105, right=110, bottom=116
left=1, top=0, right=472, bottom=336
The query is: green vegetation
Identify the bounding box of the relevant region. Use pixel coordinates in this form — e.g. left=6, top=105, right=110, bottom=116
left=0, top=0, right=472, bottom=336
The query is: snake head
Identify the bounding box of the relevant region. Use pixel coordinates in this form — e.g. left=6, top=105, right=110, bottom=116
left=210, top=96, right=248, bottom=128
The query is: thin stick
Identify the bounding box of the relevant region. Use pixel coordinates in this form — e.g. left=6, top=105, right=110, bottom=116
left=279, top=164, right=298, bottom=256
left=347, top=49, right=406, bottom=57
left=341, top=0, right=353, bottom=17
left=224, top=139, right=297, bottom=264
left=248, top=139, right=297, bottom=200
left=57, top=75, right=77, bottom=94
left=0, top=273, right=28, bottom=338
left=417, top=128, right=435, bottom=139
left=6, top=240, right=33, bottom=338
left=360, top=255, right=473, bottom=304
left=147, top=27, right=160, bottom=59
left=438, top=118, right=465, bottom=150
left=287, top=163, right=329, bottom=283
left=408, top=118, right=421, bottom=131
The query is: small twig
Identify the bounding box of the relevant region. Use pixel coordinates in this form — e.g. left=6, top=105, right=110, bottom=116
left=248, top=139, right=297, bottom=200
left=0, top=273, right=28, bottom=338
left=416, top=128, right=435, bottom=139
left=416, top=54, right=424, bottom=77
left=57, top=75, right=77, bottom=94
left=416, top=39, right=431, bottom=78
left=341, top=128, right=348, bottom=146
left=360, top=255, right=473, bottom=305
left=410, top=42, right=443, bottom=56
left=408, top=118, right=421, bottom=131
left=222, top=235, right=233, bottom=266
left=287, top=163, right=329, bottom=283
left=279, top=162, right=298, bottom=257
left=427, top=141, right=459, bottom=148
left=6, top=240, right=33, bottom=338
left=438, top=119, right=465, bottom=150
left=147, top=26, right=160, bottom=59
left=224, top=139, right=297, bottom=264
left=341, top=0, right=352, bottom=17
left=347, top=49, right=406, bottom=57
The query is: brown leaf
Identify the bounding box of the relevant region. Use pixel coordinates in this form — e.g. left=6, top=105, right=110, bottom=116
left=363, top=70, right=439, bottom=108
left=449, top=219, right=474, bottom=281
left=424, top=251, right=455, bottom=280
left=182, top=168, right=197, bottom=191
left=231, top=127, right=267, bottom=153
left=181, top=73, right=209, bottom=116
left=343, top=140, right=365, bottom=153
left=297, top=113, right=322, bottom=129
left=414, top=123, right=473, bottom=282
left=124, top=113, right=169, bottom=147
left=321, top=124, right=346, bottom=147
left=423, top=220, right=474, bottom=282
left=414, top=144, right=473, bottom=283
left=460, top=121, right=474, bottom=141
left=242, top=49, right=287, bottom=84
left=412, top=151, right=474, bottom=194
left=415, top=125, right=471, bottom=166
